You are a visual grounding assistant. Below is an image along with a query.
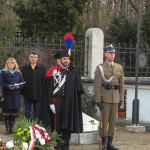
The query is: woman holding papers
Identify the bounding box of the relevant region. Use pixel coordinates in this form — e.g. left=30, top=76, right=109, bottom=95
left=1, top=57, right=25, bottom=134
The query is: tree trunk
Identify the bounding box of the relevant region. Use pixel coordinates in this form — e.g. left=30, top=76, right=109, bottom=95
left=92, top=0, right=100, bottom=28
left=86, top=0, right=91, bottom=26
left=120, top=0, right=128, bottom=13
left=146, top=0, right=150, bottom=12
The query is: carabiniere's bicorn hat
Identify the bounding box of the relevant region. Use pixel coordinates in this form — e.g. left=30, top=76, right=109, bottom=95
left=104, top=44, right=116, bottom=52
left=59, top=33, right=74, bottom=58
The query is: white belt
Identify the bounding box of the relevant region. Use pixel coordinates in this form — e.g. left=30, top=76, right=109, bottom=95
left=53, top=75, right=66, bottom=95
left=99, top=65, right=113, bottom=83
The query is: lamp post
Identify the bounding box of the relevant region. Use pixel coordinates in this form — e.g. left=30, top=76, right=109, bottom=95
left=132, top=0, right=141, bottom=125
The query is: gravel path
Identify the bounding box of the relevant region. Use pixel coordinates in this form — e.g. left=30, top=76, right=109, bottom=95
left=1, top=121, right=150, bottom=150
left=114, top=126, right=150, bottom=150
left=70, top=126, right=150, bottom=150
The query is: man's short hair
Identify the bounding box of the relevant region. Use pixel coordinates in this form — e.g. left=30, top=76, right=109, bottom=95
left=29, top=51, right=38, bottom=56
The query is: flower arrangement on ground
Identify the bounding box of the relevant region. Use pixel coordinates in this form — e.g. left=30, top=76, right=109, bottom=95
left=0, top=139, right=6, bottom=150
left=1, top=116, right=61, bottom=150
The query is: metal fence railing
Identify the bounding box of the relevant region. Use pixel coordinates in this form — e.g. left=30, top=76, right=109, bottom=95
left=0, top=37, right=87, bottom=77
left=1, top=35, right=150, bottom=77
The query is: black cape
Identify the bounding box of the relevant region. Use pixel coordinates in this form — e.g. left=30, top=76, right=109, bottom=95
left=38, top=66, right=84, bottom=133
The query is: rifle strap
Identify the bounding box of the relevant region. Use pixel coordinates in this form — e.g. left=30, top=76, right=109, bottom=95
left=99, top=65, right=113, bottom=83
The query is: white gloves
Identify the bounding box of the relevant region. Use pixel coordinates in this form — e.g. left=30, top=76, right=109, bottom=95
left=49, top=104, right=56, bottom=114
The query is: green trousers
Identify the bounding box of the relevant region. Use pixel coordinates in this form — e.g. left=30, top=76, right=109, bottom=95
left=102, top=103, right=118, bottom=137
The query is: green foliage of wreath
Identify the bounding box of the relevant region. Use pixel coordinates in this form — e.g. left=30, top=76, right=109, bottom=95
left=13, top=116, right=61, bottom=150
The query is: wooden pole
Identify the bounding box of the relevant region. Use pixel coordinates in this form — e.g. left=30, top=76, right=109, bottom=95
left=99, top=111, right=102, bottom=150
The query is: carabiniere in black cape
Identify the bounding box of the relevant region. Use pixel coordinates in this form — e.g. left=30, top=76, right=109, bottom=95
left=38, top=65, right=84, bottom=133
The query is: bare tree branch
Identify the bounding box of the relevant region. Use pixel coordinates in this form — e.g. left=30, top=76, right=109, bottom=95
left=129, top=0, right=138, bottom=13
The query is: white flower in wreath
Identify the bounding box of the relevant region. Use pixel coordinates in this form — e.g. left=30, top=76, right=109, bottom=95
left=35, top=130, right=41, bottom=139
left=6, top=141, right=14, bottom=149
left=22, top=142, right=28, bottom=150
left=35, top=130, right=40, bottom=134
left=39, top=138, right=46, bottom=145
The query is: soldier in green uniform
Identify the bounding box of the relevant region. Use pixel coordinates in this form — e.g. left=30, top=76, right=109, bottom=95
left=94, top=44, right=124, bottom=150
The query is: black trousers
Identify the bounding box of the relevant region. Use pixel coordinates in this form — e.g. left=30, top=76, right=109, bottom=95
left=56, top=129, right=71, bottom=150
left=55, top=95, right=71, bottom=150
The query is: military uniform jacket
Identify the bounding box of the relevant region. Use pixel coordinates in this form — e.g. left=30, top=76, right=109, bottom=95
left=94, top=61, right=124, bottom=104
left=38, top=65, right=84, bottom=133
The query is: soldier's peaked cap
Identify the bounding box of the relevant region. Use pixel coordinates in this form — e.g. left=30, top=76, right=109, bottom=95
left=104, top=44, right=116, bottom=52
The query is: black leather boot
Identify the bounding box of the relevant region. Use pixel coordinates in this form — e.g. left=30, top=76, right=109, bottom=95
left=4, top=116, right=10, bottom=134
left=102, top=137, right=107, bottom=150
left=55, top=140, right=62, bottom=150
left=62, top=145, right=69, bottom=150
left=107, top=136, right=119, bottom=150
left=10, top=115, right=16, bottom=133
left=55, top=147, right=62, bottom=150
left=55, top=145, right=62, bottom=150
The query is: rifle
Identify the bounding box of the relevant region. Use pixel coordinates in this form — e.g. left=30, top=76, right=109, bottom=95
left=99, top=110, right=102, bottom=150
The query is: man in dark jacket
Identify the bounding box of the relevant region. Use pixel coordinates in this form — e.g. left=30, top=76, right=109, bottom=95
left=39, top=33, right=84, bottom=150
left=21, top=51, right=46, bottom=120
left=39, top=50, right=84, bottom=150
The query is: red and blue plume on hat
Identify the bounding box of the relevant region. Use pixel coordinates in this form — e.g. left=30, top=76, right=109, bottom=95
left=64, top=33, right=74, bottom=50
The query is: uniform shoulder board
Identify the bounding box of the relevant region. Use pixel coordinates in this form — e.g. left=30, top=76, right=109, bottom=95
left=115, top=63, right=122, bottom=68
